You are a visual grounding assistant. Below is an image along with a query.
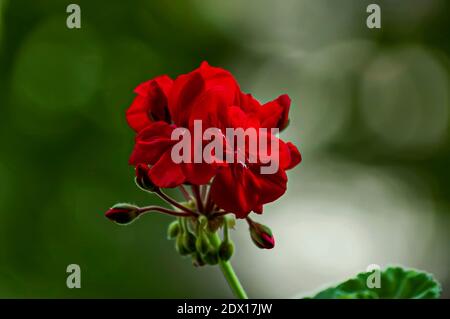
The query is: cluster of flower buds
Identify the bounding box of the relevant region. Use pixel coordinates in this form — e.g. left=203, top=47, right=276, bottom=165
left=105, top=162, right=276, bottom=268
left=166, top=215, right=235, bottom=267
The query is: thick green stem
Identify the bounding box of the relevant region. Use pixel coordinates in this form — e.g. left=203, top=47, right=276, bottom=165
left=209, top=232, right=248, bottom=299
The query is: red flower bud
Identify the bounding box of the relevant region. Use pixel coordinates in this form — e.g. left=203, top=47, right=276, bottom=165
left=135, top=164, right=158, bottom=192
left=248, top=220, right=275, bottom=249
left=105, top=203, right=140, bottom=225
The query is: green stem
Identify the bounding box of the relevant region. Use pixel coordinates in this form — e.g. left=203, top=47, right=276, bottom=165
left=209, top=232, right=248, bottom=299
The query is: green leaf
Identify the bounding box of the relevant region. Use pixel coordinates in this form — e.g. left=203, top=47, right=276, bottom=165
left=308, top=266, right=441, bottom=299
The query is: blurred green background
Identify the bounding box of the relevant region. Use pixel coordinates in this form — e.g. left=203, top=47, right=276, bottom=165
left=0, top=0, right=449, bottom=298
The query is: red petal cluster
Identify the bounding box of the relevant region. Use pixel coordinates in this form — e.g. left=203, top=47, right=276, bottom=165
left=126, top=62, right=301, bottom=218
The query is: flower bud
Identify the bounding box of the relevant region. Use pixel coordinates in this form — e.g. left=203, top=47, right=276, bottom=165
left=249, top=221, right=275, bottom=249
left=218, top=239, right=234, bottom=261
left=175, top=234, right=191, bottom=256
left=181, top=231, right=197, bottom=254
left=191, top=252, right=206, bottom=267
left=198, top=215, right=208, bottom=228
left=167, top=220, right=181, bottom=239
left=203, top=250, right=219, bottom=265
left=135, top=164, right=158, bottom=192
left=105, top=203, right=140, bottom=225
left=195, top=232, right=212, bottom=255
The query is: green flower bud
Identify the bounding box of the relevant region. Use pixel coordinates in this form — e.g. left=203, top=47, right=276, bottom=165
left=181, top=231, right=197, bottom=254
left=203, top=250, right=219, bottom=265
left=167, top=220, right=181, bottom=239
left=218, top=239, right=234, bottom=261
left=175, top=234, right=190, bottom=256
left=195, top=232, right=212, bottom=255
left=191, top=252, right=206, bottom=267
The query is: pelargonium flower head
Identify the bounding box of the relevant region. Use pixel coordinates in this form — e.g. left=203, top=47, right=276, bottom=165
left=125, top=61, right=301, bottom=219
left=103, top=60, right=304, bottom=303
left=105, top=61, right=302, bottom=300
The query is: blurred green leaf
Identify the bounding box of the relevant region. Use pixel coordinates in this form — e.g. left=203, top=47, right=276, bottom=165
left=307, top=266, right=441, bottom=299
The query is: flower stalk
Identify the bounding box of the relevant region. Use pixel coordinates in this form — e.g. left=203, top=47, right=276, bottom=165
left=191, top=185, right=204, bottom=213
left=139, top=206, right=195, bottom=217
left=154, top=188, right=197, bottom=215
left=209, top=232, right=248, bottom=299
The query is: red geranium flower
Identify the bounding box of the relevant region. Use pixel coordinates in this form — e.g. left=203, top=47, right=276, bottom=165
left=126, top=62, right=301, bottom=218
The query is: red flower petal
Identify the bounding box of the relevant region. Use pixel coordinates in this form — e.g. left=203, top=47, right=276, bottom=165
left=187, top=86, right=230, bottom=131
left=253, top=205, right=264, bottom=214
left=253, top=168, right=287, bottom=206
left=126, top=75, right=173, bottom=132
left=168, top=72, right=204, bottom=127
left=236, top=92, right=261, bottom=114
left=211, top=163, right=287, bottom=218
left=226, top=106, right=260, bottom=130
left=181, top=162, right=217, bottom=185
left=257, top=94, right=291, bottom=131
left=148, top=152, right=186, bottom=188
left=285, top=142, right=302, bottom=170
left=129, top=121, right=175, bottom=165
left=257, top=130, right=292, bottom=170
left=168, top=62, right=240, bottom=128
left=211, top=165, right=260, bottom=218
